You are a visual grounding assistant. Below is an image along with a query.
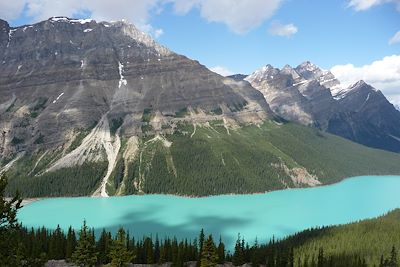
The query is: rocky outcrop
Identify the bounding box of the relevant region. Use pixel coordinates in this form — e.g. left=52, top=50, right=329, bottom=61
left=328, top=81, right=400, bottom=152
left=0, top=17, right=273, bottom=159
left=244, top=62, right=400, bottom=152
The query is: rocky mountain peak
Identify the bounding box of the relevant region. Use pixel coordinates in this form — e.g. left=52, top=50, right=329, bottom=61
left=295, top=61, right=324, bottom=80
left=280, top=64, right=301, bottom=80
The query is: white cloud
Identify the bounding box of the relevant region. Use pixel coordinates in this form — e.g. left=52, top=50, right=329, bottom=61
left=170, top=0, right=283, bottom=34
left=389, top=31, right=400, bottom=45
left=210, top=66, right=234, bottom=76
left=14, top=0, right=283, bottom=35
left=0, top=0, right=27, bottom=21
left=268, top=21, right=298, bottom=37
left=331, top=55, right=400, bottom=105
left=154, top=28, right=164, bottom=38
left=347, top=0, right=400, bottom=11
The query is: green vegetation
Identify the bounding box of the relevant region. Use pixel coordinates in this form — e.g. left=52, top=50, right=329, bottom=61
left=0, top=175, right=23, bottom=267
left=281, top=209, right=400, bottom=266
left=66, top=130, right=88, bottom=153
left=6, top=121, right=400, bottom=198
left=29, top=97, right=48, bottom=118
left=11, top=136, right=24, bottom=145
left=175, top=107, right=189, bottom=118
left=130, top=122, right=400, bottom=196
left=110, top=117, right=124, bottom=135
left=6, top=162, right=107, bottom=197
left=141, top=108, right=153, bottom=123
left=228, top=100, right=248, bottom=112
left=211, top=107, right=223, bottom=115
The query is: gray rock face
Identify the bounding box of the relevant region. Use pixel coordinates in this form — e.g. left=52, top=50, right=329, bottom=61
left=0, top=17, right=272, bottom=158
left=246, top=62, right=400, bottom=152
left=328, top=81, right=400, bottom=152
left=245, top=64, right=337, bottom=126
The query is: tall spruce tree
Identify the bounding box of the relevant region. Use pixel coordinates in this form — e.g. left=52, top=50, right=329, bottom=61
left=389, top=246, right=398, bottom=267
left=217, top=236, right=225, bottom=264
left=109, top=227, right=134, bottom=266
left=197, top=229, right=205, bottom=267
left=71, top=220, right=98, bottom=267
left=65, top=226, right=76, bottom=260
left=233, top=234, right=245, bottom=266
left=0, top=174, right=22, bottom=266
left=200, top=234, right=218, bottom=267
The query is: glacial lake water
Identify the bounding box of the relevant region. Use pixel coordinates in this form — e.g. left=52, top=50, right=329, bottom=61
left=18, top=176, right=400, bottom=249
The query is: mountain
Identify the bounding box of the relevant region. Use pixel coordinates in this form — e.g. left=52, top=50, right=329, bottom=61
left=276, top=209, right=400, bottom=266
left=2, top=17, right=400, bottom=198
left=329, top=80, right=400, bottom=152
left=226, top=74, right=248, bottom=82
left=245, top=62, right=400, bottom=153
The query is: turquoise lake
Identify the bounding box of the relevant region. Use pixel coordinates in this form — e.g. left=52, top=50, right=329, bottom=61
left=18, top=176, right=400, bottom=248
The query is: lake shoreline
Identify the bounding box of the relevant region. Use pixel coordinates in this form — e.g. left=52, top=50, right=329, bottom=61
left=16, top=175, right=400, bottom=205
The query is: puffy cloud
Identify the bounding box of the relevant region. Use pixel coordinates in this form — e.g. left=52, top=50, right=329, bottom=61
left=389, top=31, right=400, bottom=45
left=25, top=0, right=159, bottom=25
left=210, top=66, right=234, bottom=76
left=154, top=28, right=164, bottom=38
left=170, top=0, right=283, bottom=34
left=0, top=0, right=27, bottom=21
left=16, top=0, right=283, bottom=35
left=331, top=55, right=400, bottom=105
left=347, top=0, right=400, bottom=11
left=268, top=21, right=298, bottom=37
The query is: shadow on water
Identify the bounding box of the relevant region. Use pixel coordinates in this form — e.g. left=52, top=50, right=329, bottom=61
left=91, top=208, right=251, bottom=247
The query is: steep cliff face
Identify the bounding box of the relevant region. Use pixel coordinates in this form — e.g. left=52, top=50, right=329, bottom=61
left=245, top=65, right=315, bottom=126
left=328, top=81, right=400, bottom=152
left=0, top=17, right=279, bottom=197
left=0, top=17, right=271, bottom=158
left=245, top=63, right=337, bottom=128
left=245, top=62, right=400, bottom=153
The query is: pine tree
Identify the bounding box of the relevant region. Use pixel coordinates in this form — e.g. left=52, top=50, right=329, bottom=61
left=200, top=234, right=219, bottom=267
left=49, top=225, right=66, bottom=260
left=233, top=234, right=245, bottom=266
left=217, top=236, right=225, bottom=264
left=197, top=229, right=205, bottom=267
left=109, top=227, right=134, bottom=266
left=97, top=229, right=111, bottom=264
left=389, top=246, right=398, bottom=267
left=71, top=220, right=98, bottom=267
left=0, top=174, right=22, bottom=266
left=65, top=226, right=76, bottom=260
left=317, top=248, right=324, bottom=267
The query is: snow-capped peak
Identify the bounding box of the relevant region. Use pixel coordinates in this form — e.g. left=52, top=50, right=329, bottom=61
left=245, top=64, right=279, bottom=83
left=49, top=17, right=93, bottom=24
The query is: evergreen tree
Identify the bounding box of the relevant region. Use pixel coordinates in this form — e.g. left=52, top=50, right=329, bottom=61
left=389, top=246, right=398, bottom=267
left=49, top=225, right=65, bottom=260
left=65, top=226, right=76, bottom=260
left=217, top=236, right=225, bottom=264
left=233, top=234, right=245, bottom=266
left=109, top=227, right=134, bottom=267
left=71, top=220, right=98, bottom=267
left=317, top=248, right=324, bottom=267
left=97, top=229, right=112, bottom=264
left=197, top=229, right=205, bottom=267
left=0, top=174, right=22, bottom=266
left=200, top=234, right=218, bottom=267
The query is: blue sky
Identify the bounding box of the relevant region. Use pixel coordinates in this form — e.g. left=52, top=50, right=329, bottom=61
left=2, top=0, right=400, bottom=103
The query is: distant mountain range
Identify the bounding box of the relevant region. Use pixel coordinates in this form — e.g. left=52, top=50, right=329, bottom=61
left=1, top=17, right=400, bottom=198
left=230, top=61, right=400, bottom=153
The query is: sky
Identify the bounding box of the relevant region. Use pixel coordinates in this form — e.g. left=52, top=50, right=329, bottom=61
left=1, top=0, right=400, bottom=104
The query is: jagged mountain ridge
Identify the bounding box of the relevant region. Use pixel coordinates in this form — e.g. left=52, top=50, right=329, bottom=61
left=244, top=62, right=400, bottom=153
left=1, top=17, right=400, bottom=198
left=0, top=17, right=272, bottom=156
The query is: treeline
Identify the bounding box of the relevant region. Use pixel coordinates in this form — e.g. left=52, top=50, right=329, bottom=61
left=3, top=222, right=400, bottom=267
left=6, top=161, right=108, bottom=197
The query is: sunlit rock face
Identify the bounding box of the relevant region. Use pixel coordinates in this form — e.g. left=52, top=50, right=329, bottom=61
left=0, top=17, right=273, bottom=158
